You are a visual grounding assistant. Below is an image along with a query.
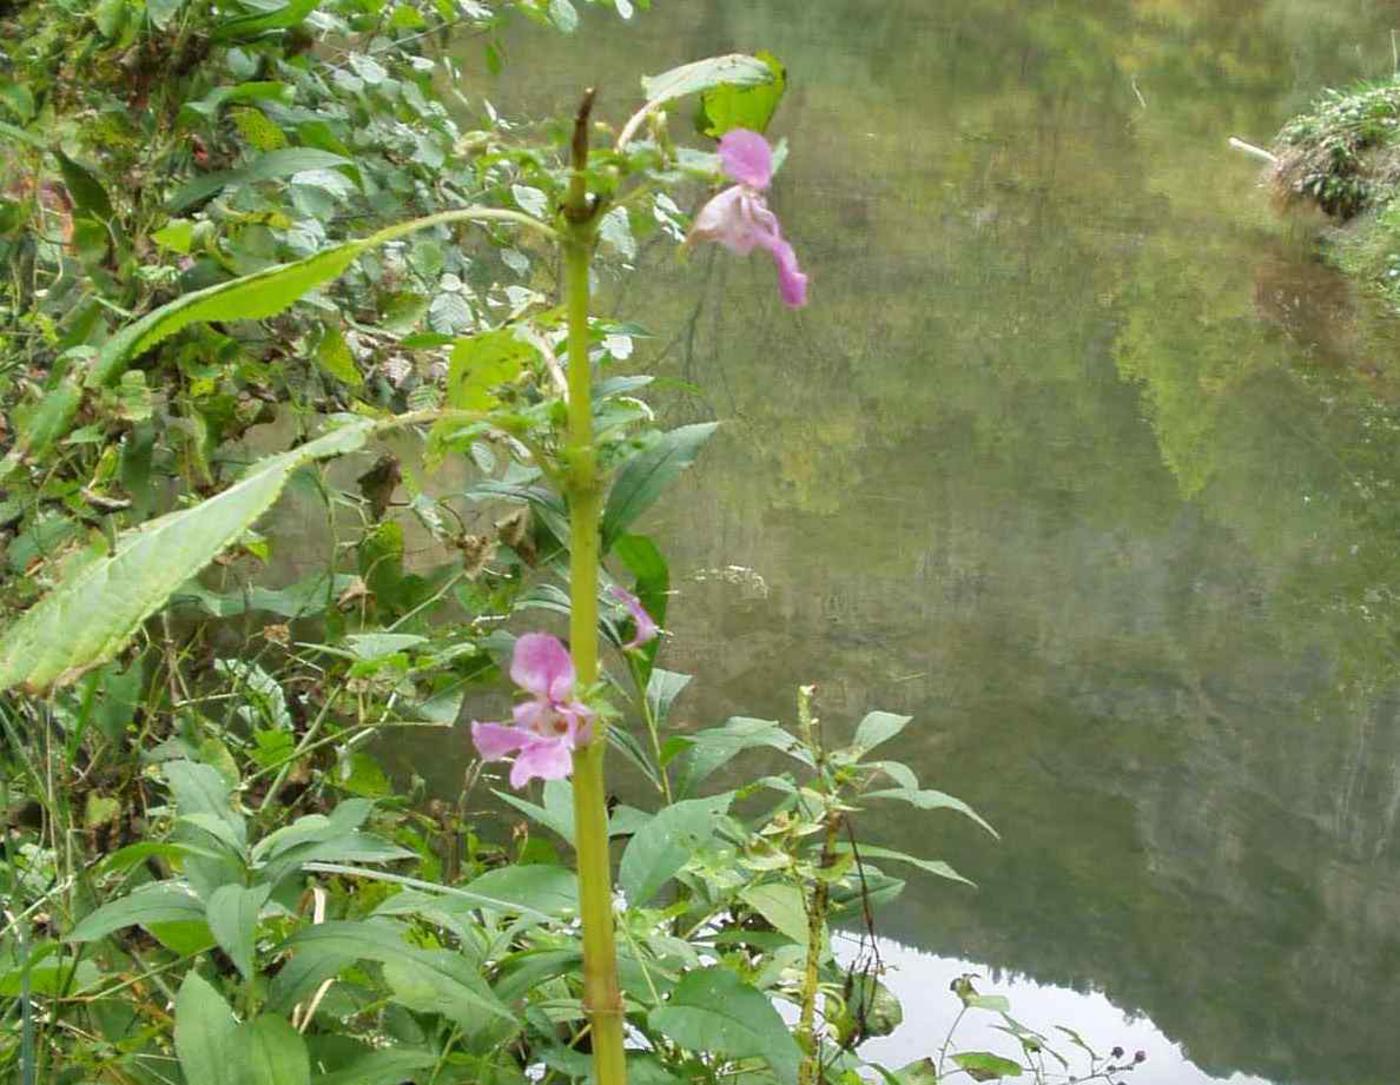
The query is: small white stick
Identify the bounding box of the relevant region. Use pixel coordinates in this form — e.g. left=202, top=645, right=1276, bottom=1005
left=1228, top=137, right=1278, bottom=164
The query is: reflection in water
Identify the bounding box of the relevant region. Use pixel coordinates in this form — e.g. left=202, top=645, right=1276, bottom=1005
left=389, top=3, right=1400, bottom=1083
left=837, top=937, right=1271, bottom=1085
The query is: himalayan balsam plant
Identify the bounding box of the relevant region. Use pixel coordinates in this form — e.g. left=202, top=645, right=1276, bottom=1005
left=0, top=48, right=1055, bottom=1085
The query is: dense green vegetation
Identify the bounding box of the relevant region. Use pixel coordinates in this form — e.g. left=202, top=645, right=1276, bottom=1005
left=0, top=3, right=1138, bottom=1085
left=1269, top=74, right=1400, bottom=317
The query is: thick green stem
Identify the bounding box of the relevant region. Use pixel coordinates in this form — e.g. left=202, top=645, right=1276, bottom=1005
left=796, top=686, right=832, bottom=1085
left=562, top=87, right=628, bottom=1085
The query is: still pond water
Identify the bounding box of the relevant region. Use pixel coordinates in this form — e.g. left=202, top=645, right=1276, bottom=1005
left=396, top=3, right=1400, bottom=1082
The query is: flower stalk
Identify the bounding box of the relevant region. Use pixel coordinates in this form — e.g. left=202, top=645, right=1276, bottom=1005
left=562, top=88, right=629, bottom=1085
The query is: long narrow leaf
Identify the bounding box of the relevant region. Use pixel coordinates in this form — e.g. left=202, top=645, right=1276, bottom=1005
left=0, top=420, right=374, bottom=694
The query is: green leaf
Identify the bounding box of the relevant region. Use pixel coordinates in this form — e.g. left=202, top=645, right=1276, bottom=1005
left=620, top=793, right=731, bottom=905
left=163, top=760, right=246, bottom=848
left=640, top=55, right=776, bottom=116
left=676, top=716, right=797, bottom=797
left=492, top=785, right=575, bottom=845
left=888, top=1059, right=939, bottom=1085
left=207, top=884, right=270, bottom=980
left=86, top=242, right=361, bottom=384
left=649, top=967, right=802, bottom=1085
left=548, top=0, right=578, bottom=32
left=446, top=329, right=531, bottom=410
left=242, top=1013, right=311, bottom=1085
left=168, top=148, right=353, bottom=212
left=286, top=921, right=515, bottom=1023
left=145, top=0, right=185, bottom=30
left=645, top=668, right=690, bottom=730
left=0, top=419, right=375, bottom=693
left=602, top=423, right=717, bottom=549
left=174, top=972, right=242, bottom=1085
left=851, top=711, right=912, bottom=757
left=212, top=0, right=318, bottom=41
left=152, top=218, right=196, bottom=253
left=614, top=533, right=668, bottom=630
left=0, top=375, right=82, bottom=474
left=310, top=1048, right=438, bottom=1085
left=56, top=152, right=113, bottom=219
left=315, top=324, right=362, bottom=386
left=832, top=842, right=974, bottom=887
left=67, top=882, right=206, bottom=942
left=463, top=864, right=577, bottom=915
left=863, top=787, right=998, bottom=838
left=88, top=210, right=520, bottom=389
left=0, top=119, right=47, bottom=150
left=697, top=50, right=786, bottom=137
left=738, top=883, right=808, bottom=944
left=952, top=1052, right=1023, bottom=1081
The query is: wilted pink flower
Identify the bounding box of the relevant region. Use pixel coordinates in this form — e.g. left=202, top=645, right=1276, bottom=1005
left=607, top=585, right=658, bottom=651
left=690, top=129, right=808, bottom=309
left=472, top=633, right=593, bottom=788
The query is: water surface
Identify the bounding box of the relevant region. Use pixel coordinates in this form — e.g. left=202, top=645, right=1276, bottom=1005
left=420, top=5, right=1400, bottom=1082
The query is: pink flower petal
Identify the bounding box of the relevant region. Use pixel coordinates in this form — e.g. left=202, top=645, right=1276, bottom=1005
left=719, top=129, right=773, bottom=189
left=510, top=736, right=576, bottom=788
left=472, top=720, right=528, bottom=761
left=765, top=236, right=808, bottom=309
left=557, top=702, right=595, bottom=744
left=608, top=585, right=659, bottom=650
left=510, top=633, right=575, bottom=702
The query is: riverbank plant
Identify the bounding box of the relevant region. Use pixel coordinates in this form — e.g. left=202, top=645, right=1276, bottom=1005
left=2, top=4, right=1129, bottom=1084
left=1269, top=77, right=1400, bottom=311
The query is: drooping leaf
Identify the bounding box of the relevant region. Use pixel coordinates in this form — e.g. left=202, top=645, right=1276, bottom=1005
left=602, top=422, right=717, bottom=549
left=207, top=883, right=271, bottom=980
left=697, top=50, right=787, bottom=137
left=620, top=793, right=731, bottom=904
left=639, top=55, right=776, bottom=116
left=649, top=967, right=802, bottom=1085
left=863, top=787, right=998, bottom=838
left=0, top=420, right=375, bottom=693
left=174, top=972, right=242, bottom=1085
left=67, top=882, right=206, bottom=942
left=832, top=841, right=974, bottom=887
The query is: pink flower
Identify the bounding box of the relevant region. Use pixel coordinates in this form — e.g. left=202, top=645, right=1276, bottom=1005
left=471, top=633, right=593, bottom=788
left=690, top=129, right=808, bottom=309
left=607, top=585, right=659, bottom=651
